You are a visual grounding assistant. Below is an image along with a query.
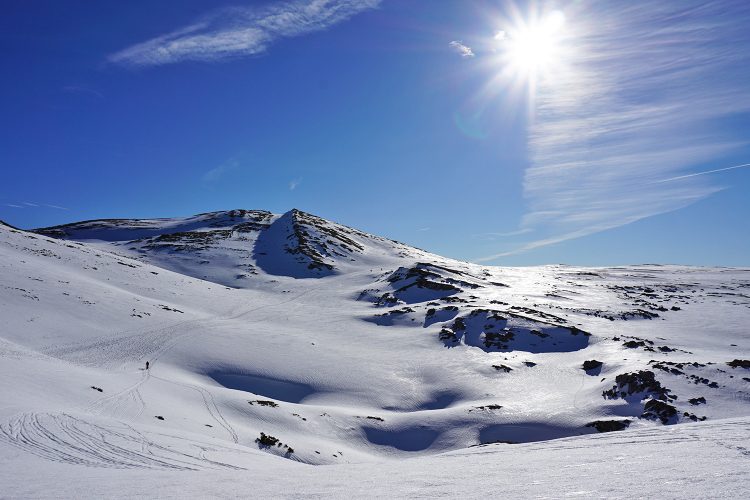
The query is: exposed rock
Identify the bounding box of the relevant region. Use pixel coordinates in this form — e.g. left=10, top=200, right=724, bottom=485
left=585, top=420, right=631, bottom=433
left=641, top=399, right=678, bottom=424
left=492, top=364, right=513, bottom=373
left=583, top=360, right=603, bottom=371
left=603, top=370, right=673, bottom=401
left=249, top=400, right=279, bottom=408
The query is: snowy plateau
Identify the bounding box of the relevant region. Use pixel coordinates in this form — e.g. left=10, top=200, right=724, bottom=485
left=0, top=208, right=748, bottom=498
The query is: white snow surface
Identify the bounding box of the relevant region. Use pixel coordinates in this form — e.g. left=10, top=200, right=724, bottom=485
left=1, top=209, right=748, bottom=498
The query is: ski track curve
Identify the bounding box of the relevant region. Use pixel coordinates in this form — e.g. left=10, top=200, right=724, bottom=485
left=151, top=374, right=239, bottom=444
left=6, top=287, right=321, bottom=468
left=80, top=287, right=319, bottom=423
left=0, top=412, right=245, bottom=471
left=84, top=368, right=149, bottom=418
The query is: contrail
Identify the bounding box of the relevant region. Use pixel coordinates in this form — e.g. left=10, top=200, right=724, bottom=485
left=656, top=162, right=750, bottom=183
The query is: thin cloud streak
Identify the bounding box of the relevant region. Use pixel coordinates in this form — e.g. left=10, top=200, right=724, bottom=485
left=473, top=228, right=532, bottom=240
left=3, top=202, right=69, bottom=211
left=203, top=159, right=238, bottom=182
left=655, top=162, right=750, bottom=184
left=62, top=86, right=104, bottom=99
left=479, top=1, right=750, bottom=262
left=109, top=0, right=380, bottom=67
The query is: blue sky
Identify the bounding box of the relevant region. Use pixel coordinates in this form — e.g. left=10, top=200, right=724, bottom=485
left=2, top=0, right=749, bottom=266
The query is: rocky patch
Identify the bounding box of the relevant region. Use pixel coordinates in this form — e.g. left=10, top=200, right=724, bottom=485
left=602, top=370, right=674, bottom=402
left=255, top=432, right=294, bottom=455
left=249, top=400, right=279, bottom=408
left=585, top=420, right=631, bottom=433
left=438, top=308, right=589, bottom=354
left=583, top=360, right=603, bottom=373
left=641, top=399, right=678, bottom=424
left=727, top=359, right=750, bottom=369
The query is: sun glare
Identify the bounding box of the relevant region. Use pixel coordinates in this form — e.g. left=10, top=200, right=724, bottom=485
left=499, top=10, right=568, bottom=79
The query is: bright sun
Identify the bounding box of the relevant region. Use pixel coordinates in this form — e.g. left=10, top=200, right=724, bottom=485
left=498, top=10, right=568, bottom=79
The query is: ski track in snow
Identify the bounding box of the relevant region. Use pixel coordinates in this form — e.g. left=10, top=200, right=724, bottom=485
left=150, top=374, right=238, bottom=444
left=0, top=412, right=244, bottom=470
left=77, top=286, right=318, bottom=435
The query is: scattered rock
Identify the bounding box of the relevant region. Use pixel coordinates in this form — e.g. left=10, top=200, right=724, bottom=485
left=586, top=420, right=631, bottom=433
left=452, top=317, right=466, bottom=331
left=603, top=370, right=673, bottom=401
left=256, top=432, right=279, bottom=447
left=624, top=340, right=647, bottom=349
left=682, top=411, right=707, bottom=422
left=249, top=400, right=279, bottom=407
left=483, top=404, right=503, bottom=410
left=439, top=327, right=458, bottom=343
left=255, top=432, right=294, bottom=455
left=641, top=399, right=678, bottom=424
left=583, top=360, right=603, bottom=371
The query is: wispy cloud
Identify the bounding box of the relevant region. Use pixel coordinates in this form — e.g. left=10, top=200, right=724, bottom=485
left=62, top=86, right=104, bottom=99
left=289, top=177, right=302, bottom=190
left=479, top=1, right=750, bottom=261
left=109, top=0, right=381, bottom=67
left=44, top=204, right=69, bottom=210
left=473, top=228, right=533, bottom=240
left=449, top=40, right=475, bottom=58
left=202, top=159, right=238, bottom=182
left=5, top=204, right=24, bottom=209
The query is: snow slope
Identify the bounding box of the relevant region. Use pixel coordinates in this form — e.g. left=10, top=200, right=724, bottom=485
left=2, top=416, right=748, bottom=499
left=1, top=211, right=749, bottom=496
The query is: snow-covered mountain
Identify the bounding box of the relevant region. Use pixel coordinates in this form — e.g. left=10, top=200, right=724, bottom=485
left=1, top=210, right=748, bottom=497
left=34, top=209, right=426, bottom=283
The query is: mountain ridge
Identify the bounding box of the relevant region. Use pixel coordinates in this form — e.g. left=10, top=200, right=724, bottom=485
left=33, top=208, right=432, bottom=284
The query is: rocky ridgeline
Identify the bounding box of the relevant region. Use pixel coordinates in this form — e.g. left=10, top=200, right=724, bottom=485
left=357, top=262, right=482, bottom=307
left=281, top=209, right=365, bottom=272
left=438, top=308, right=589, bottom=353
left=34, top=208, right=406, bottom=280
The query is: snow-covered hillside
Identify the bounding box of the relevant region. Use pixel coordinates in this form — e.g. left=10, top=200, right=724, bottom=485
left=1, top=210, right=748, bottom=497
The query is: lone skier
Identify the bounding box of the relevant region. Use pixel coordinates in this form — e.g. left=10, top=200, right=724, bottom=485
left=145, top=361, right=150, bottom=370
